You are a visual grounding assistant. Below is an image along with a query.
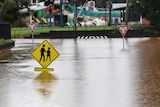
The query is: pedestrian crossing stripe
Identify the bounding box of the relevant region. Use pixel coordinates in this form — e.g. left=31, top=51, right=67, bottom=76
left=31, top=40, right=59, bottom=68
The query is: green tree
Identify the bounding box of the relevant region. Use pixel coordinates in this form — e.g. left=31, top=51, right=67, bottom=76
left=0, top=0, right=19, bottom=23
left=68, top=0, right=86, bottom=6
left=132, top=0, right=160, bottom=26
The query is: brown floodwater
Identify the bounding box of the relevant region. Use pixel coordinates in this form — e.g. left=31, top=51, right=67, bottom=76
left=0, top=38, right=160, bottom=107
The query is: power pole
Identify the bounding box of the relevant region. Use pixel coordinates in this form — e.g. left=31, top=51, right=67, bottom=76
left=74, top=0, right=77, bottom=31
left=108, top=0, right=112, bottom=26
left=125, top=0, right=129, bottom=25
left=60, top=0, right=63, bottom=27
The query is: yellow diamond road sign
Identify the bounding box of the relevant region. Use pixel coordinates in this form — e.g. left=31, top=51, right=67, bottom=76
left=32, top=40, right=59, bottom=68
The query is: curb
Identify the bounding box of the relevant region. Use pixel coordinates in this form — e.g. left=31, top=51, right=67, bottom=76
left=0, top=41, right=15, bottom=50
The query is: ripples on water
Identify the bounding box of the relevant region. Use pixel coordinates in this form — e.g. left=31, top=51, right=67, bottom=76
left=0, top=38, right=160, bottom=107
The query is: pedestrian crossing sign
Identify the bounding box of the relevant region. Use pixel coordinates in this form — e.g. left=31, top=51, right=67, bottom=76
left=31, top=40, right=59, bottom=69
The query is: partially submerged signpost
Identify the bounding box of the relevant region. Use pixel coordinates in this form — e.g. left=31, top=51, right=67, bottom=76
left=117, top=25, right=129, bottom=49
left=32, top=40, right=59, bottom=72
left=26, top=23, right=36, bottom=44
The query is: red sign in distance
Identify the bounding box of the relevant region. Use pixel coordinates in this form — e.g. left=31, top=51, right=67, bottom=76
left=27, top=23, right=36, bottom=33
left=117, top=25, right=129, bottom=37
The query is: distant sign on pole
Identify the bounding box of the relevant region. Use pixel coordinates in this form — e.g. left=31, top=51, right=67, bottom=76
left=117, top=25, right=129, bottom=37
left=26, top=23, right=36, bottom=44
left=27, top=23, right=36, bottom=33
left=117, top=25, right=129, bottom=49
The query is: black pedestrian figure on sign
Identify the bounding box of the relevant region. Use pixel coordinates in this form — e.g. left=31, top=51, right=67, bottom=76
left=40, top=44, right=46, bottom=62
left=46, top=47, right=51, bottom=61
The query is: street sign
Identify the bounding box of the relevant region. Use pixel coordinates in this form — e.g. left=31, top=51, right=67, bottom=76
left=27, top=23, right=36, bottom=33
left=117, top=25, right=129, bottom=49
left=32, top=40, right=59, bottom=71
left=117, top=25, right=129, bottom=37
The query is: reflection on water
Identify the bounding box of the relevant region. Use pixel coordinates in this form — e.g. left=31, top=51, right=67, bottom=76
left=0, top=48, right=11, bottom=63
left=1, top=38, right=160, bottom=107
left=35, top=71, right=57, bottom=81
left=34, top=71, right=57, bottom=97
left=133, top=38, right=160, bottom=107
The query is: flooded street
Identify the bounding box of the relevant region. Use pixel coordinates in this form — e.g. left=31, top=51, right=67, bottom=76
left=0, top=38, right=160, bottom=107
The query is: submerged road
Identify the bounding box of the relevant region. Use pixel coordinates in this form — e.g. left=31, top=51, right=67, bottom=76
left=0, top=38, right=160, bottom=107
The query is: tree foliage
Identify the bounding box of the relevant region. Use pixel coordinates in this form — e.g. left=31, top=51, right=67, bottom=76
left=68, top=0, right=86, bottom=6
left=1, top=0, right=160, bottom=26
left=0, top=0, right=19, bottom=23
left=132, top=0, right=160, bottom=26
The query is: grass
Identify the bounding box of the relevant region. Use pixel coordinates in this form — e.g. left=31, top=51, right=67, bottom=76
left=0, top=39, right=14, bottom=50
left=0, top=39, right=13, bottom=43
left=11, top=27, right=51, bottom=38
left=0, top=24, right=154, bottom=49
left=11, top=24, right=154, bottom=38
left=11, top=25, right=117, bottom=38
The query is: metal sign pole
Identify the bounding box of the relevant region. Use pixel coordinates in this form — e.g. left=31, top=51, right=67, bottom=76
left=123, top=37, right=125, bottom=49
left=32, top=32, right=34, bottom=45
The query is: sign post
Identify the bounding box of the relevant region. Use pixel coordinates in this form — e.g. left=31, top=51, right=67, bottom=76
left=117, top=25, right=129, bottom=49
left=26, top=23, right=36, bottom=44
left=31, top=40, right=59, bottom=72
